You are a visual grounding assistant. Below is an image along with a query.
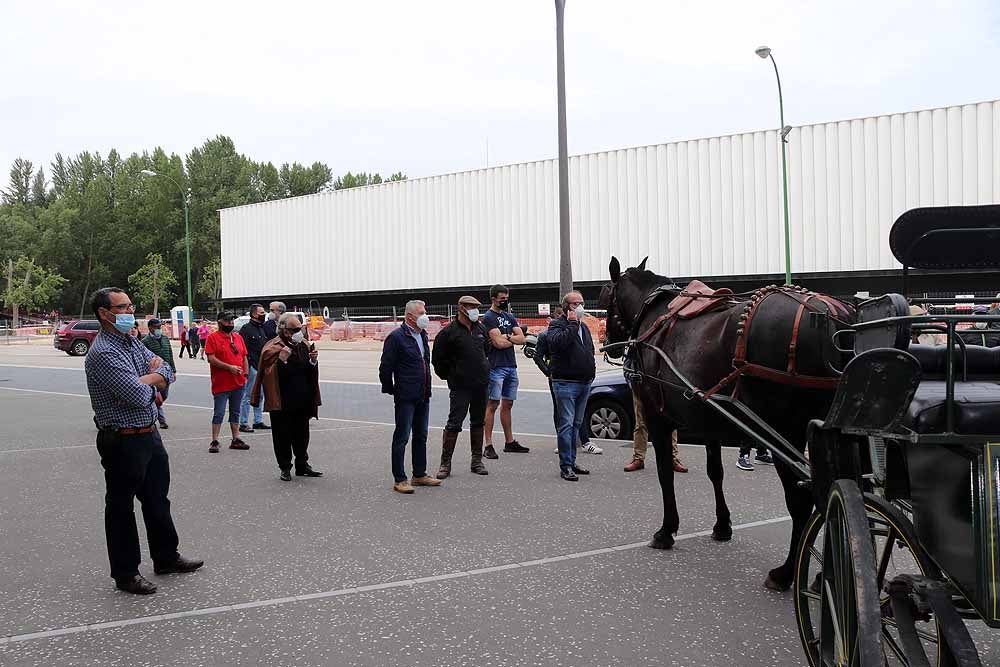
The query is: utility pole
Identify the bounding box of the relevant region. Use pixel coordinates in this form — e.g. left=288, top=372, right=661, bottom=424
left=555, top=0, right=573, bottom=299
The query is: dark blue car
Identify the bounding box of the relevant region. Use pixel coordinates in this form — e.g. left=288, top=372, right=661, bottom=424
left=585, top=369, right=635, bottom=440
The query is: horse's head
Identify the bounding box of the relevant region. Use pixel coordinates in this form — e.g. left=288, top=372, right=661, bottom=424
left=598, top=256, right=675, bottom=358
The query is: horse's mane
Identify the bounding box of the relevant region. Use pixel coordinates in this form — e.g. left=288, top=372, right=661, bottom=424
left=625, top=268, right=675, bottom=293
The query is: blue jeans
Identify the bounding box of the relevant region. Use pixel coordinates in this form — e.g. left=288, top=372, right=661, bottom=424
left=553, top=381, right=591, bottom=470
left=212, top=387, right=244, bottom=425
left=488, top=367, right=519, bottom=401
left=240, top=366, right=263, bottom=426
left=391, top=399, right=430, bottom=483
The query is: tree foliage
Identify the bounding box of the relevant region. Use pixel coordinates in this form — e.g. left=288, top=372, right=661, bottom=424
left=128, top=252, right=178, bottom=317
left=0, top=137, right=403, bottom=318
left=333, top=171, right=407, bottom=190
left=3, top=256, right=66, bottom=327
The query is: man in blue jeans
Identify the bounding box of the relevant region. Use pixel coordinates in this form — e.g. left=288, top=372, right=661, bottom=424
left=239, top=304, right=270, bottom=433
left=544, top=291, right=597, bottom=481
left=379, top=300, right=442, bottom=494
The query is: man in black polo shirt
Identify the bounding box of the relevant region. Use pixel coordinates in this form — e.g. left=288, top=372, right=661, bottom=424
left=239, top=304, right=271, bottom=433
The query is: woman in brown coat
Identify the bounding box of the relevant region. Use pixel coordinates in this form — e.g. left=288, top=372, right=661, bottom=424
left=251, top=314, right=322, bottom=481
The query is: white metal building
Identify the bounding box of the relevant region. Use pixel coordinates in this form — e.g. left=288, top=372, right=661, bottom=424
left=220, top=100, right=1000, bottom=300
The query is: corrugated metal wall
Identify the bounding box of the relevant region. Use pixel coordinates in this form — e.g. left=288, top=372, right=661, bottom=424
left=221, top=100, right=1000, bottom=299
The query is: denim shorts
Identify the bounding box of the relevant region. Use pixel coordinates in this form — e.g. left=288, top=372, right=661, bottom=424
left=488, top=367, right=519, bottom=402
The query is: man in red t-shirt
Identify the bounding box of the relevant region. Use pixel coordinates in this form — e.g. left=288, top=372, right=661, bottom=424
left=204, top=312, right=250, bottom=453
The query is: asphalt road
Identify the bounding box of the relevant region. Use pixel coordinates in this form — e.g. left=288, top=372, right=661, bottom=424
left=0, top=346, right=995, bottom=666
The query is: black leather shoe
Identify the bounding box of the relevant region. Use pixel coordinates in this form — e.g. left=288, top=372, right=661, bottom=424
left=561, top=468, right=579, bottom=482
left=115, top=574, right=157, bottom=595
left=504, top=440, right=530, bottom=453
left=296, top=466, right=323, bottom=477
left=572, top=465, right=590, bottom=475
left=238, top=425, right=254, bottom=434
left=154, top=555, right=205, bottom=575
left=253, top=422, right=271, bottom=430
left=280, top=469, right=292, bottom=481
left=158, top=421, right=169, bottom=430
left=483, top=445, right=499, bottom=459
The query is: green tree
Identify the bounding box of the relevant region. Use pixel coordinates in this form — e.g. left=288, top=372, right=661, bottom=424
left=31, top=168, right=49, bottom=207
left=128, top=252, right=178, bottom=317
left=197, top=258, right=222, bottom=313
left=3, top=256, right=66, bottom=327
left=2, top=158, right=35, bottom=206
left=332, top=170, right=406, bottom=190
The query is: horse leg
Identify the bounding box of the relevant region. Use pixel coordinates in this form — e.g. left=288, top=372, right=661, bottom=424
left=706, top=443, right=732, bottom=541
left=764, top=457, right=814, bottom=591
left=648, top=415, right=679, bottom=550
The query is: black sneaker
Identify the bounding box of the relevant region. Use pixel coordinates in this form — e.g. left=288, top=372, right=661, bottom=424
left=158, top=421, right=169, bottom=430
left=238, top=425, right=254, bottom=434
left=503, top=440, right=530, bottom=453
left=209, top=440, right=220, bottom=453
left=754, top=451, right=774, bottom=465
left=483, top=445, right=499, bottom=459
left=253, top=422, right=271, bottom=430
left=560, top=468, right=579, bottom=482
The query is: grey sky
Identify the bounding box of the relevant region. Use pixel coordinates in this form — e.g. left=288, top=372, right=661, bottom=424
left=1, top=0, right=998, bottom=184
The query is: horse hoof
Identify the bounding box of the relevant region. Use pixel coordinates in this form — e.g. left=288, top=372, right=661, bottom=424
left=648, top=538, right=674, bottom=550
left=711, top=529, right=733, bottom=542
left=763, top=575, right=791, bottom=592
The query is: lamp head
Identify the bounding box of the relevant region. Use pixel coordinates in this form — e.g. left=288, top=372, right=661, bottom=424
left=755, top=46, right=771, bottom=59
left=781, top=125, right=792, bottom=140
left=140, top=170, right=157, bottom=177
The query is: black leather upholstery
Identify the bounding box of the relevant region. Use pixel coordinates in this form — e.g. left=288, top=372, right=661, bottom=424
left=908, top=344, right=1000, bottom=379
left=904, top=380, right=1000, bottom=434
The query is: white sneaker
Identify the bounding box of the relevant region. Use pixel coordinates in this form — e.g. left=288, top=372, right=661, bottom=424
left=581, top=442, right=604, bottom=455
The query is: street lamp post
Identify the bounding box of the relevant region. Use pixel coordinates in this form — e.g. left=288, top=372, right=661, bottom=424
left=141, top=169, right=193, bottom=317
left=755, top=46, right=792, bottom=286
left=555, top=0, right=573, bottom=297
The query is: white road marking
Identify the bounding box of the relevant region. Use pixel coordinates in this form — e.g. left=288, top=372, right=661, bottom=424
left=0, top=515, right=791, bottom=646
left=0, top=363, right=550, bottom=393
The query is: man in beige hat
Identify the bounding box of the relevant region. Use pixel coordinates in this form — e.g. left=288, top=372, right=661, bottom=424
left=431, top=295, right=491, bottom=477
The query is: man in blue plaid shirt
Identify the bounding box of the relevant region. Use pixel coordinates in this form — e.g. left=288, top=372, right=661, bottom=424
left=85, top=287, right=203, bottom=595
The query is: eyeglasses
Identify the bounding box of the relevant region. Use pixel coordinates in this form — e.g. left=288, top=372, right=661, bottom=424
left=109, top=303, right=136, bottom=312
left=285, top=326, right=302, bottom=333
left=568, top=301, right=584, bottom=307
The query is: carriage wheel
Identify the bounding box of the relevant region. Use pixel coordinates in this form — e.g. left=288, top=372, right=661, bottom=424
left=795, top=490, right=956, bottom=666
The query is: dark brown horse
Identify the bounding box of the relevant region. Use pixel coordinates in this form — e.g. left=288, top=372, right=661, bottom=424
left=599, top=257, right=854, bottom=590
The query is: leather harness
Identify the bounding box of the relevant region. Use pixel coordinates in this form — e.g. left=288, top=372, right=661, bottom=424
left=618, top=280, right=852, bottom=405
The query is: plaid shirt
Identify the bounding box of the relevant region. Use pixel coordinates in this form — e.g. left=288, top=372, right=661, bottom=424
left=85, top=329, right=174, bottom=430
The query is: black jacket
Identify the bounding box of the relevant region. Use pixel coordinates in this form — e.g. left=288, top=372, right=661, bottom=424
left=263, top=318, right=278, bottom=340
left=241, top=318, right=269, bottom=369
left=379, top=324, right=432, bottom=401
left=431, top=319, right=490, bottom=390
left=545, top=316, right=596, bottom=383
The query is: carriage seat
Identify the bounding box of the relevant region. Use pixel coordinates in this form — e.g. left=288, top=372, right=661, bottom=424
left=908, top=344, right=1000, bottom=380
left=667, top=280, right=734, bottom=319
left=904, top=380, right=1000, bottom=434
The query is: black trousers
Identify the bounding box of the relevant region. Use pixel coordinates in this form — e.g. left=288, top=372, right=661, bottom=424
left=270, top=410, right=311, bottom=471
left=445, top=386, right=488, bottom=432
left=179, top=342, right=193, bottom=358
left=96, top=428, right=179, bottom=579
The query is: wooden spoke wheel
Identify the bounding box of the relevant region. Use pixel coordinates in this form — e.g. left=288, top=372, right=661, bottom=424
left=795, top=488, right=958, bottom=666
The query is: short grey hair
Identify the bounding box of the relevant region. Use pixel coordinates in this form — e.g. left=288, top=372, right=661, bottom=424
left=277, top=312, right=301, bottom=331
left=404, top=300, right=425, bottom=316
left=269, top=301, right=287, bottom=314
left=561, top=291, right=584, bottom=309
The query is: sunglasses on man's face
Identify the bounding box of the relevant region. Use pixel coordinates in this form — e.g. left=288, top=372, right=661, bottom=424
left=285, top=326, right=302, bottom=333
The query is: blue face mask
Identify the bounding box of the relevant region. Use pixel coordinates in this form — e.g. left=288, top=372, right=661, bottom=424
left=113, top=313, right=136, bottom=333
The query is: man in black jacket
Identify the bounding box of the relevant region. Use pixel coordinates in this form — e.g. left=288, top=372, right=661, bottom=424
left=546, top=291, right=597, bottom=481
left=431, top=295, right=490, bottom=478
left=239, top=304, right=271, bottom=433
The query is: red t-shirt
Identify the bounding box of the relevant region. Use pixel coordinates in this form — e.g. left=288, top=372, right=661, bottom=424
left=204, top=331, right=248, bottom=394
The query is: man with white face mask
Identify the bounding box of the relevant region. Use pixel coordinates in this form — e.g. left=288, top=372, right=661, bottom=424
left=545, top=291, right=597, bottom=481
left=379, top=300, right=440, bottom=494
left=432, top=295, right=491, bottom=478
left=250, top=314, right=323, bottom=481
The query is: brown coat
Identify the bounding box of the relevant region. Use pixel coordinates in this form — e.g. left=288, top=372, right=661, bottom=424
left=250, top=337, right=322, bottom=417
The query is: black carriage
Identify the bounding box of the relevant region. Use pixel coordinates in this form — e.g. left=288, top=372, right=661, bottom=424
left=602, top=204, right=1000, bottom=665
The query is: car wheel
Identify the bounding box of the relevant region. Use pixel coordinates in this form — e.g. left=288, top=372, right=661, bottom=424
left=71, top=339, right=90, bottom=356
left=585, top=398, right=633, bottom=440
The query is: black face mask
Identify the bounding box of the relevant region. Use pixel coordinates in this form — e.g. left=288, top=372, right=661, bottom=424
left=219, top=324, right=234, bottom=333
left=497, top=300, right=509, bottom=311
left=252, top=314, right=264, bottom=323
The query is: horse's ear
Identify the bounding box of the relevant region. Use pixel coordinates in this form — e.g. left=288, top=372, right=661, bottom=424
left=637, top=256, right=649, bottom=272
left=609, top=256, right=621, bottom=283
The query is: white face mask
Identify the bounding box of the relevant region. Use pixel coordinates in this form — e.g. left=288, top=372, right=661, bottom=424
left=465, top=308, right=480, bottom=323
left=290, top=331, right=305, bottom=344
left=415, top=314, right=430, bottom=330
left=575, top=305, right=586, bottom=317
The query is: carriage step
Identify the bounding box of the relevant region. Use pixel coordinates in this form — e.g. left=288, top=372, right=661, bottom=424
left=887, top=575, right=982, bottom=667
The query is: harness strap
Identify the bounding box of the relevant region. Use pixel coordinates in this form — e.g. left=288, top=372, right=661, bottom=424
left=787, top=302, right=807, bottom=373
